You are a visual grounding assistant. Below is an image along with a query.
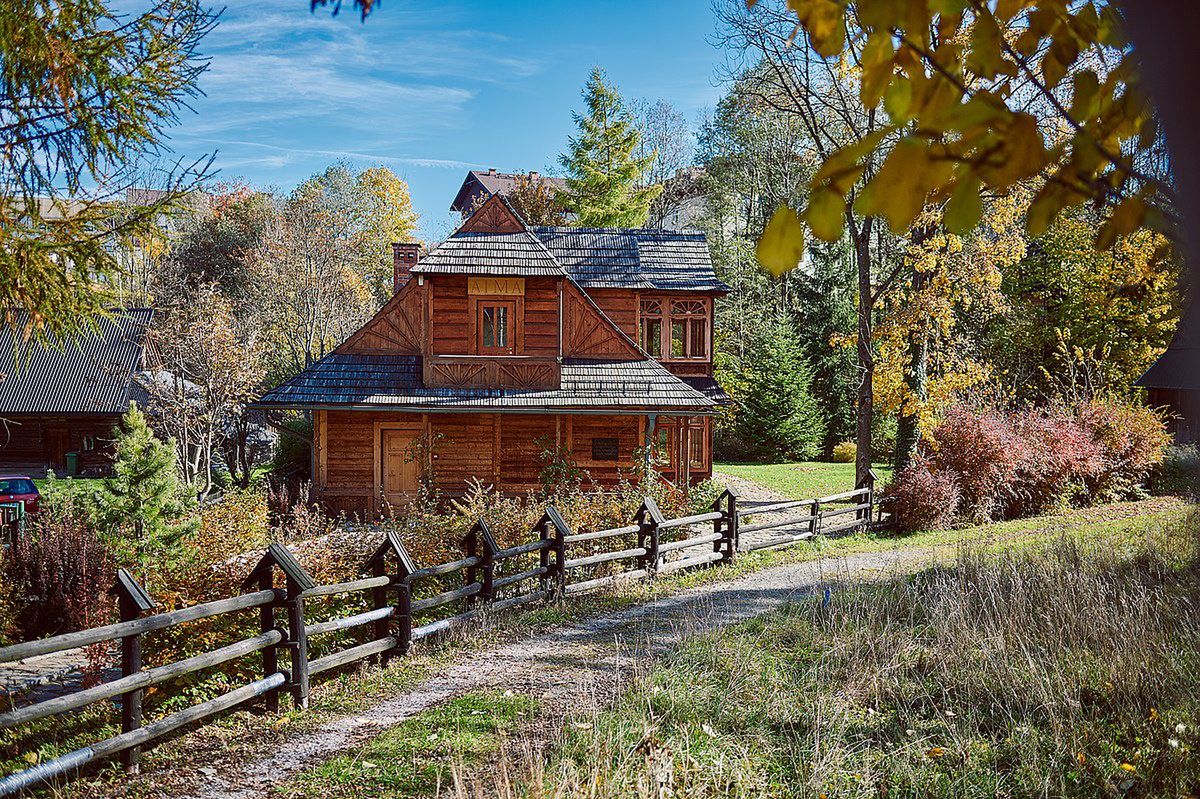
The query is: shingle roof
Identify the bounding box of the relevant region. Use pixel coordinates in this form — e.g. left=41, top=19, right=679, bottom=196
left=681, top=376, right=733, bottom=406
left=532, top=227, right=728, bottom=292
left=1137, top=304, right=1200, bottom=390
left=411, top=230, right=567, bottom=277
left=0, top=309, right=154, bottom=415
left=254, top=355, right=714, bottom=412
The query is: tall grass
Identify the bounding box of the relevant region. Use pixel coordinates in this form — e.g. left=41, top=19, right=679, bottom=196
left=454, top=514, right=1200, bottom=798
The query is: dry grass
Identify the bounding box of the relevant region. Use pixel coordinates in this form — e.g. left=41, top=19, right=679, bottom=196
left=454, top=513, right=1200, bottom=798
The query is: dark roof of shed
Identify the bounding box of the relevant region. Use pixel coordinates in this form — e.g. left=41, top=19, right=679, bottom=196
left=532, top=227, right=728, bottom=292
left=253, top=355, right=714, bottom=413
left=1137, top=304, right=1200, bottom=390
left=411, top=230, right=567, bottom=277
left=0, top=309, right=154, bottom=415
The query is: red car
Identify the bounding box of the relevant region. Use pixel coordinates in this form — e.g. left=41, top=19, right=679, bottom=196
left=0, top=475, right=40, bottom=516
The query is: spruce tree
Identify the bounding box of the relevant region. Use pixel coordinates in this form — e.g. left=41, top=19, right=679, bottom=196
left=560, top=68, right=662, bottom=227
left=98, top=405, right=196, bottom=567
left=735, top=321, right=826, bottom=461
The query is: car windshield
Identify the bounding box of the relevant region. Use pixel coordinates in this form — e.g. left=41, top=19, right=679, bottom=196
left=0, top=479, right=35, bottom=495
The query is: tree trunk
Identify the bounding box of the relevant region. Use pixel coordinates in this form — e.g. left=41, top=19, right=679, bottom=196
left=853, top=216, right=874, bottom=488
left=895, top=229, right=932, bottom=474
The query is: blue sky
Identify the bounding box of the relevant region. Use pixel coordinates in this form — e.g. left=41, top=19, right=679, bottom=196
left=167, top=0, right=725, bottom=240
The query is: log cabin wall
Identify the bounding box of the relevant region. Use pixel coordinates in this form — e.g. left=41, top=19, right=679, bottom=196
left=315, top=409, right=666, bottom=514
left=0, top=415, right=120, bottom=476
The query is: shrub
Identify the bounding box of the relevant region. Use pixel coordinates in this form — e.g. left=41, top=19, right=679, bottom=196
left=1154, top=443, right=1200, bottom=498
left=1004, top=407, right=1103, bottom=517
left=883, top=457, right=960, bottom=533
left=887, top=398, right=1170, bottom=531
left=830, top=441, right=856, bottom=463
left=925, top=406, right=1023, bottom=522
left=1, top=505, right=115, bottom=640
left=1078, top=397, right=1172, bottom=501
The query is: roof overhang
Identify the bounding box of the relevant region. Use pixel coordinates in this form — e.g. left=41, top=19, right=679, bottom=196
left=249, top=402, right=717, bottom=416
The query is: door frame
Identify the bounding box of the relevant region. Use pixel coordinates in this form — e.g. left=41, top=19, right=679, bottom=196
left=372, top=421, right=424, bottom=513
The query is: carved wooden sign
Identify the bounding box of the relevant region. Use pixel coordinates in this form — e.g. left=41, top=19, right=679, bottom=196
left=468, top=277, right=524, bottom=296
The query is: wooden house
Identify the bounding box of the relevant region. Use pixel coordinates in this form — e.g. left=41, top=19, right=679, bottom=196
left=1138, top=302, right=1199, bottom=442
left=449, top=169, right=567, bottom=218
left=255, top=194, right=730, bottom=513
left=0, top=309, right=154, bottom=476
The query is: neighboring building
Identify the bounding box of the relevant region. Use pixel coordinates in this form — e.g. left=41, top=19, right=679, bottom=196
left=649, top=166, right=707, bottom=231
left=1137, top=303, right=1199, bottom=443
left=449, top=169, right=568, bottom=218
left=0, top=309, right=154, bottom=476
left=254, top=194, right=730, bottom=514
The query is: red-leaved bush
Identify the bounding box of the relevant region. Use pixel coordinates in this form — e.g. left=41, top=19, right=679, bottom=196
left=890, top=398, right=1170, bottom=532
left=1, top=506, right=115, bottom=640
left=924, top=406, right=1024, bottom=523
left=883, top=457, right=961, bottom=534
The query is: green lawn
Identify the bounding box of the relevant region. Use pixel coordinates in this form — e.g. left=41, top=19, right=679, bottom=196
left=715, top=460, right=893, bottom=499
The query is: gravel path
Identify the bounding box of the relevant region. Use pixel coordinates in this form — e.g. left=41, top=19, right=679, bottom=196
left=179, top=542, right=940, bottom=799
left=715, top=469, right=832, bottom=549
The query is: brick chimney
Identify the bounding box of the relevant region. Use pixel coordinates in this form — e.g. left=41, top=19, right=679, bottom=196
left=393, top=242, right=420, bottom=293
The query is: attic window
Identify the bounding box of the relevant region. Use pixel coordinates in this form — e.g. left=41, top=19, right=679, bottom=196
left=669, top=299, right=709, bottom=360
left=591, top=437, right=619, bottom=462
left=639, top=299, right=663, bottom=357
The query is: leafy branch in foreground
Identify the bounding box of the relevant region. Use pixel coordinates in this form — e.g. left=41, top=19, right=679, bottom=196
left=0, top=0, right=216, bottom=340
left=756, top=0, right=1169, bottom=272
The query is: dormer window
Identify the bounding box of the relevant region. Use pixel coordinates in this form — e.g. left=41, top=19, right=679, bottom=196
left=639, top=299, right=663, bottom=357
left=670, top=300, right=708, bottom=360
left=478, top=300, right=516, bottom=354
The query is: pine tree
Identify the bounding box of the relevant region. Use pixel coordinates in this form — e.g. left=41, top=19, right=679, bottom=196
left=560, top=68, right=662, bottom=227
left=734, top=321, right=826, bottom=462
left=98, top=405, right=196, bottom=568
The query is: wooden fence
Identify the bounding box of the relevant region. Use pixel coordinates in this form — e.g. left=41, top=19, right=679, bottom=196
left=0, top=485, right=874, bottom=795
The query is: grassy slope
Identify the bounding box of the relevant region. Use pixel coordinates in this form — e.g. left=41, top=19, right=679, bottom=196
left=715, top=461, right=893, bottom=498
left=495, top=509, right=1200, bottom=799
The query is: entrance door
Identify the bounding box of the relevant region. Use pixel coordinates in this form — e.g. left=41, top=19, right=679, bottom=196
left=380, top=429, right=421, bottom=506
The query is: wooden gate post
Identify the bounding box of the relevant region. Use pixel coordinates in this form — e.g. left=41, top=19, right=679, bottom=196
left=635, top=496, right=664, bottom=578
left=244, top=544, right=316, bottom=709
left=366, top=531, right=417, bottom=657
left=713, top=490, right=738, bottom=563
left=535, top=507, right=570, bottom=598
left=111, top=569, right=156, bottom=773
left=464, top=519, right=497, bottom=606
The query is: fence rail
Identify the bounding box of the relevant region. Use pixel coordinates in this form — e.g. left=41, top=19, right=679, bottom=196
left=0, top=479, right=876, bottom=795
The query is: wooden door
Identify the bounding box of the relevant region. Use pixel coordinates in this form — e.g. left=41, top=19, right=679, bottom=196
left=380, top=429, right=420, bottom=505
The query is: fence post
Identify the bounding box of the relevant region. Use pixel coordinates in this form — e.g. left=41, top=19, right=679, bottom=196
left=536, top=506, right=569, bottom=598
left=464, top=519, right=497, bottom=606
left=366, top=531, right=417, bottom=657
left=809, top=500, right=821, bottom=537
left=111, top=569, right=155, bottom=774
left=635, top=496, right=664, bottom=578
left=714, top=490, right=737, bottom=563
left=866, top=468, right=880, bottom=527
left=244, top=544, right=315, bottom=710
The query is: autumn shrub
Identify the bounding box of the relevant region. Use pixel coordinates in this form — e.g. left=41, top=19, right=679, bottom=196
left=889, top=399, right=1170, bottom=531
left=924, top=405, right=1023, bottom=522
left=883, top=457, right=960, bottom=533
left=830, top=441, right=856, bottom=463
left=1078, top=397, right=1172, bottom=501
left=1, top=505, right=115, bottom=640
left=1004, top=407, right=1103, bottom=517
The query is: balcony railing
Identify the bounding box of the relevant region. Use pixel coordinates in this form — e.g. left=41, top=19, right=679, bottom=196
left=422, top=355, right=561, bottom=391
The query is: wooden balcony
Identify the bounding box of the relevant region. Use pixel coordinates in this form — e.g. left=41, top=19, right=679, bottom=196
left=423, top=355, right=561, bottom=391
